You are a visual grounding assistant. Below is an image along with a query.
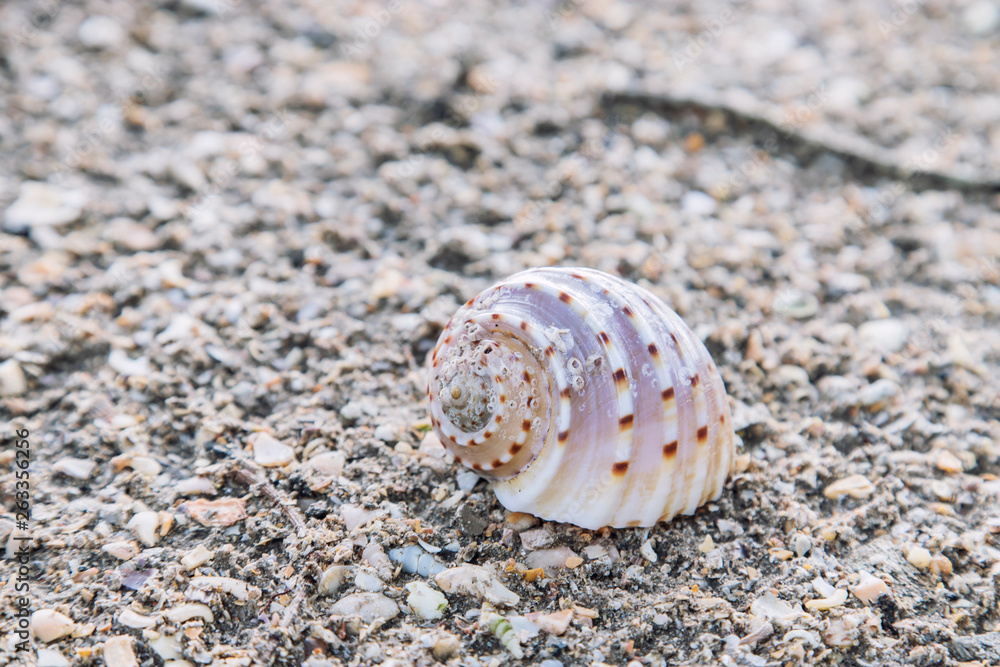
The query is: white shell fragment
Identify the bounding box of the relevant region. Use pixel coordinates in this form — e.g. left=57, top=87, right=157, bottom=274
left=30, top=609, right=77, bottom=643
left=434, top=565, right=520, bottom=606
left=405, top=581, right=448, bottom=620
left=427, top=267, right=735, bottom=529
left=102, top=635, right=139, bottom=667
left=248, top=432, right=296, bottom=467
left=330, top=593, right=399, bottom=622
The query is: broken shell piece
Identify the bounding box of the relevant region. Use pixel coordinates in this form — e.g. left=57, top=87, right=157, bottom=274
left=181, top=545, right=215, bottom=571
left=126, top=511, right=159, bottom=547
left=405, top=581, right=448, bottom=620
left=102, top=540, right=140, bottom=561
left=103, top=635, right=139, bottom=667
left=823, top=475, right=875, bottom=499
left=188, top=576, right=251, bottom=601
left=805, top=588, right=848, bottom=611
left=526, top=608, right=573, bottom=635
left=164, top=603, right=214, bottom=624
left=117, top=609, right=158, bottom=629
left=851, top=573, right=890, bottom=604
left=31, top=610, right=77, bottom=643
left=330, top=593, right=399, bottom=623
left=183, top=498, right=247, bottom=527
left=248, top=432, right=296, bottom=467
left=434, top=565, right=519, bottom=606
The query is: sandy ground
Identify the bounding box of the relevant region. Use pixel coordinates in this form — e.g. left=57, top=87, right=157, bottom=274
left=2, top=1, right=1000, bottom=665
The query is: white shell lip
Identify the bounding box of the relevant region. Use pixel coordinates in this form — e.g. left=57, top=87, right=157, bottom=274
left=428, top=267, right=735, bottom=529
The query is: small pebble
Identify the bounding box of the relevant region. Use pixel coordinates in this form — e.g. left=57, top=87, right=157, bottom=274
left=77, top=16, right=125, bottom=49
left=0, top=359, right=27, bottom=396
left=852, top=573, right=890, bottom=604
left=858, top=319, right=910, bottom=353
left=519, top=526, right=555, bottom=550
left=53, top=457, right=97, bottom=480
left=530, top=609, right=573, bottom=635
left=934, top=450, right=964, bottom=473
left=906, top=546, right=932, bottom=569
left=306, top=451, right=345, bottom=476
left=248, top=432, right=295, bottom=467
left=318, top=565, right=352, bottom=597
left=3, top=182, right=86, bottom=232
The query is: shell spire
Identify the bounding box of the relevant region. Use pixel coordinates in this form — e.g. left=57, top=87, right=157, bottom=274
left=427, top=267, right=735, bottom=530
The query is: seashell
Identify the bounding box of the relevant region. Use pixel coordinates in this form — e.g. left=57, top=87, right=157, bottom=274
left=426, top=267, right=735, bottom=529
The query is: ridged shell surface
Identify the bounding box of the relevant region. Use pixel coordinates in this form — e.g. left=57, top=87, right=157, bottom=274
left=427, top=267, right=734, bottom=529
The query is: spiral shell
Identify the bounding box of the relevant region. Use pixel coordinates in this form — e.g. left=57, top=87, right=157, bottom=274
left=427, top=267, right=735, bottom=529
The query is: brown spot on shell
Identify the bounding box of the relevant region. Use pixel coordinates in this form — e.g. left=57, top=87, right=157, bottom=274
left=697, top=425, right=708, bottom=441
left=522, top=419, right=531, bottom=432
left=559, top=291, right=572, bottom=303
left=523, top=371, right=530, bottom=382
left=483, top=431, right=493, bottom=440
left=472, top=463, right=483, bottom=471
left=526, top=397, right=533, bottom=407
left=557, top=430, right=569, bottom=443
left=720, top=415, right=725, bottom=424
left=510, top=443, right=523, bottom=455
left=613, top=368, right=627, bottom=384
left=455, top=456, right=463, bottom=465
left=691, top=374, right=700, bottom=387
left=612, top=461, right=629, bottom=475
left=491, top=313, right=500, bottom=321
left=524, top=282, right=535, bottom=289
left=520, top=321, right=528, bottom=330
left=500, top=395, right=506, bottom=403
left=598, top=331, right=611, bottom=344
left=647, top=343, right=659, bottom=356
left=491, top=459, right=502, bottom=468
left=448, top=435, right=457, bottom=443
left=619, top=413, right=634, bottom=428
left=495, top=415, right=503, bottom=424
left=545, top=346, right=554, bottom=357
left=560, top=387, right=571, bottom=398
left=663, top=441, right=678, bottom=457
left=622, top=305, right=634, bottom=318
left=662, top=387, right=675, bottom=401
left=570, top=272, right=585, bottom=280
